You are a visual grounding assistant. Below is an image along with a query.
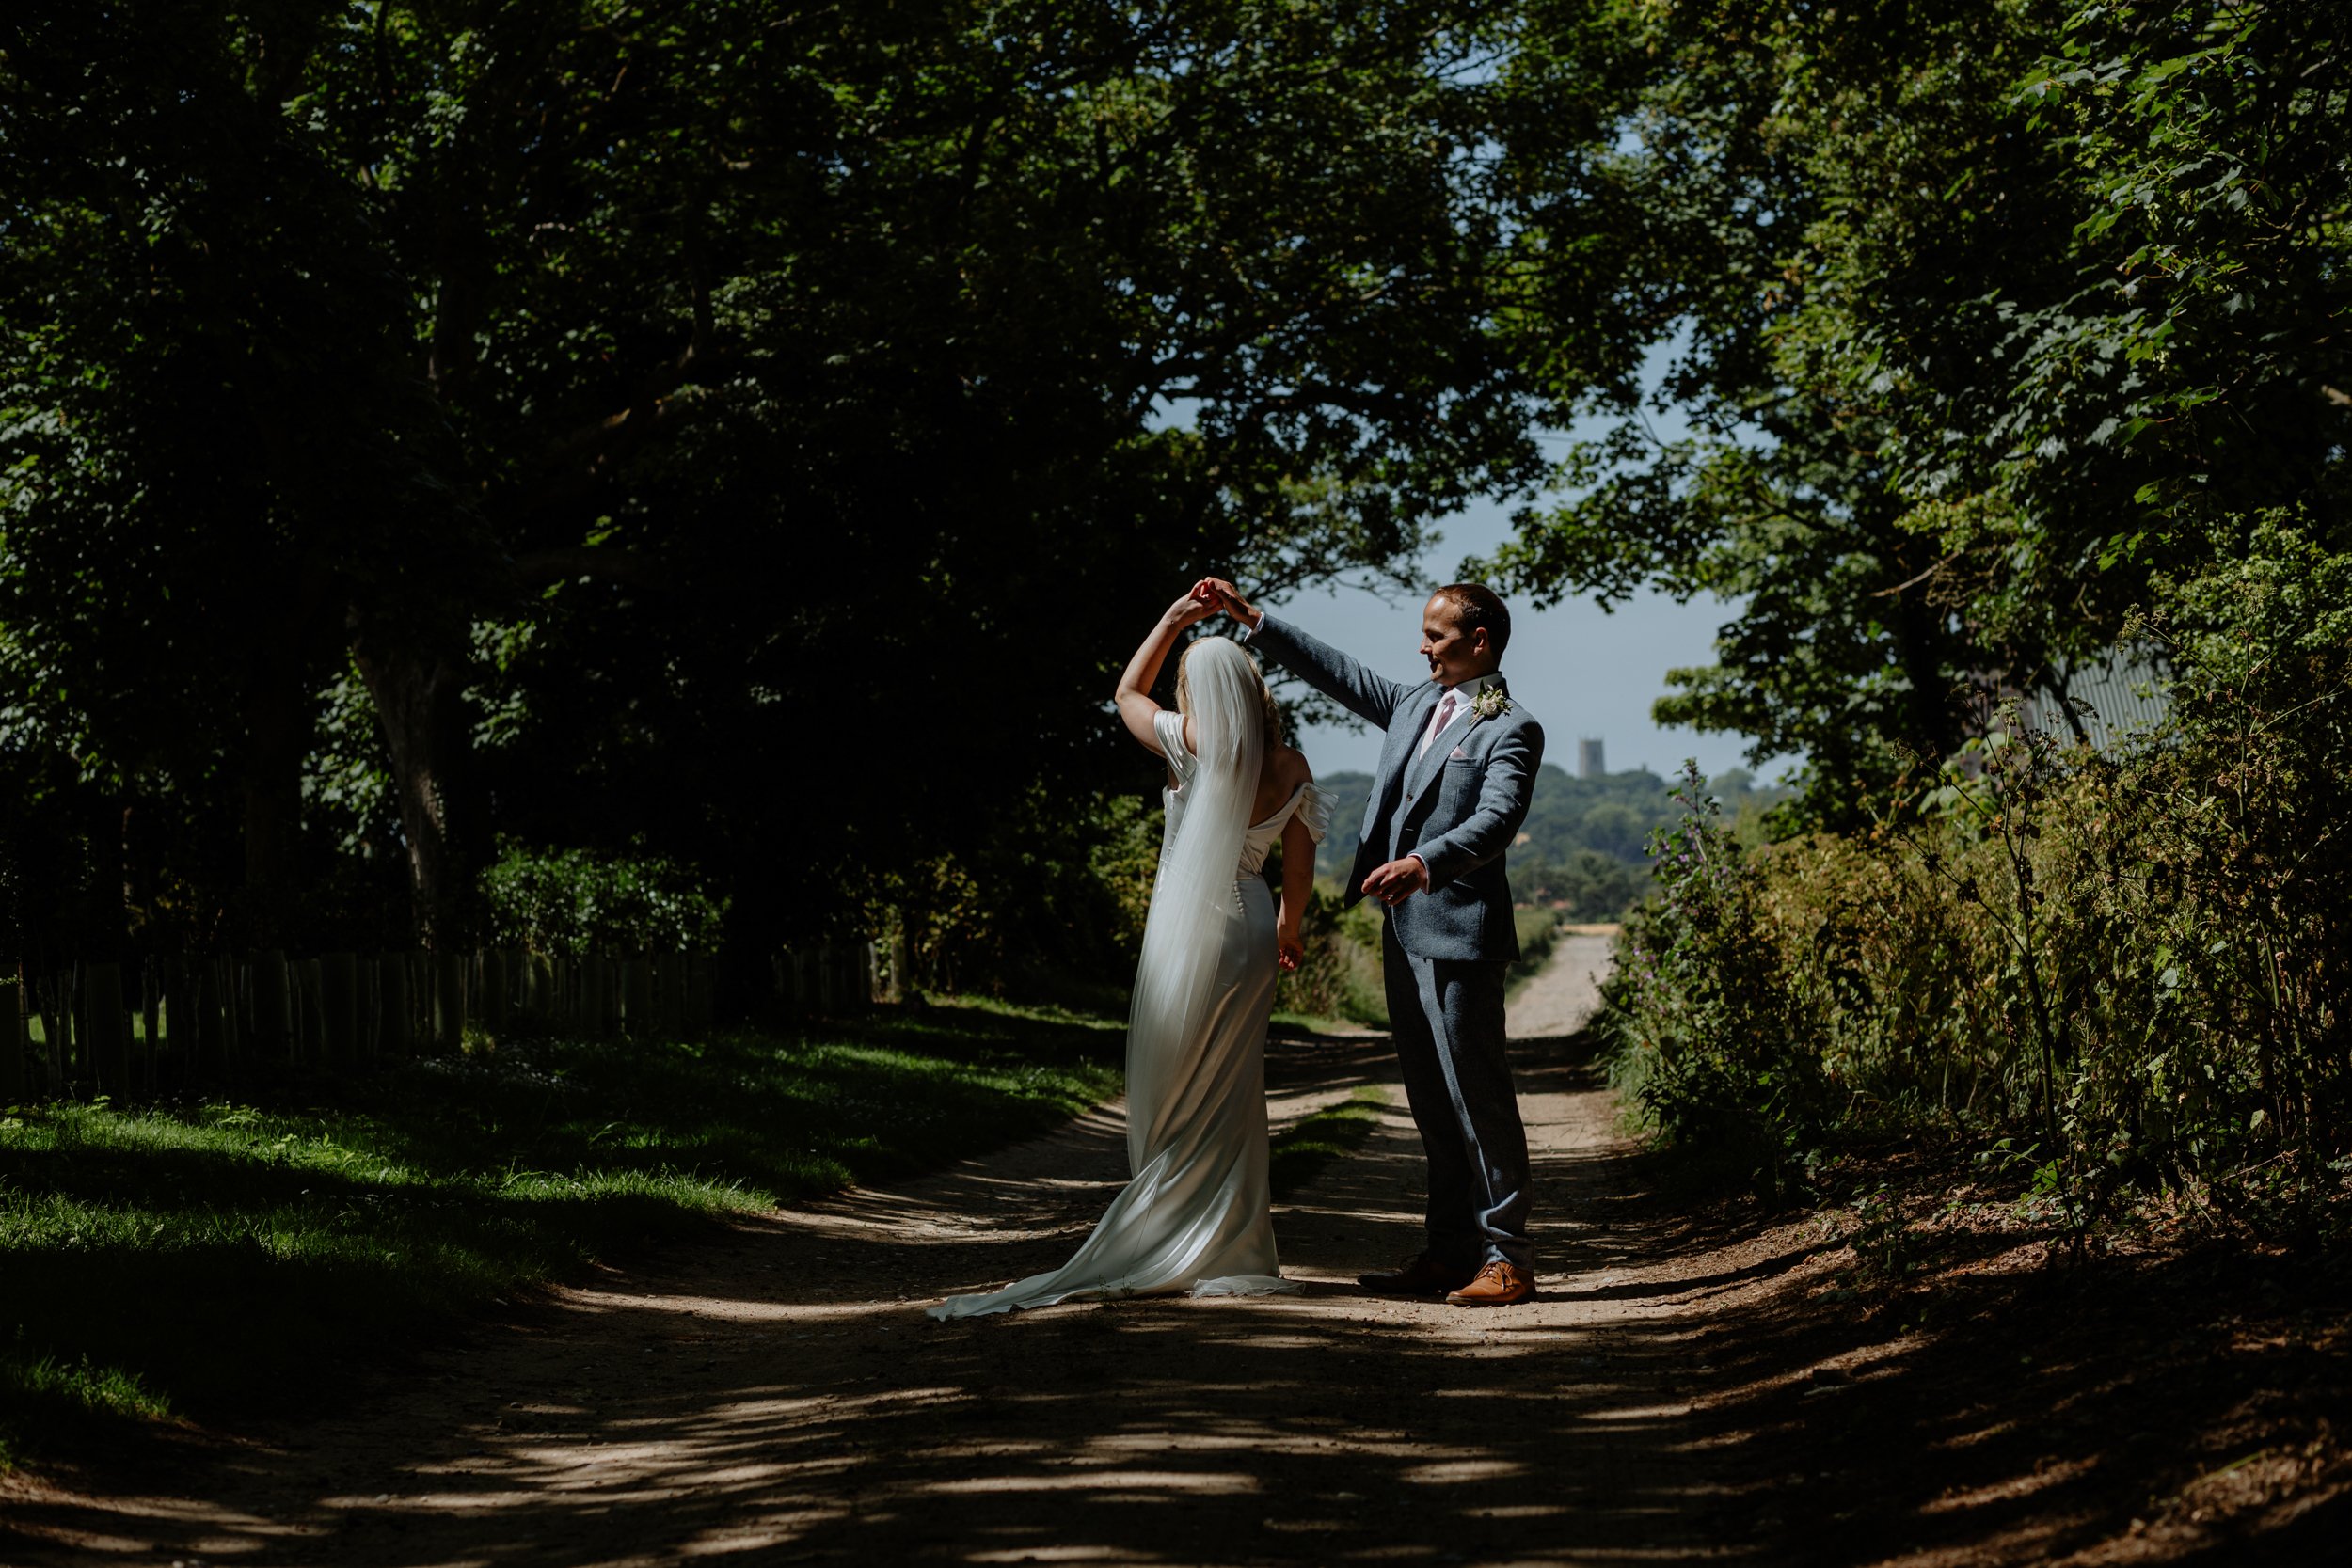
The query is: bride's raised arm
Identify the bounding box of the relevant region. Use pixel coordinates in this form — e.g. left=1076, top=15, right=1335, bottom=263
left=1113, top=586, right=1217, bottom=756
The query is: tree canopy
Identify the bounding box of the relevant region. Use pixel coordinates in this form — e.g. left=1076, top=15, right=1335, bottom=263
left=2, top=0, right=1559, bottom=961
left=3, top=0, right=2344, bottom=970
left=1481, top=0, right=2351, bottom=822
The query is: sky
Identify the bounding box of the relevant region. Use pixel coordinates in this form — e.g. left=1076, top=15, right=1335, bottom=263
left=1182, top=330, right=1795, bottom=784
left=1254, top=501, right=1777, bottom=783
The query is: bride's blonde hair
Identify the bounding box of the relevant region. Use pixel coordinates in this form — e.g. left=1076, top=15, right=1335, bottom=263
left=1176, top=638, right=1282, bottom=751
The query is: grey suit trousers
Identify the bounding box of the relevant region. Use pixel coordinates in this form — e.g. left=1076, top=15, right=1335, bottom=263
left=1382, top=917, right=1533, bottom=1271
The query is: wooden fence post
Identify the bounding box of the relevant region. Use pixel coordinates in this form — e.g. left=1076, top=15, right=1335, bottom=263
left=223, top=957, right=246, bottom=1075
left=49, top=971, right=72, bottom=1092
left=85, top=962, right=128, bottom=1096
left=139, top=958, right=161, bottom=1095
left=687, top=953, right=712, bottom=1033
left=621, top=956, right=652, bottom=1038
left=2, top=972, right=24, bottom=1103
left=435, top=951, right=467, bottom=1051
left=356, top=955, right=378, bottom=1066
left=288, top=959, right=309, bottom=1063
left=580, top=955, right=608, bottom=1037
left=46, top=970, right=70, bottom=1089
left=252, top=952, right=292, bottom=1062
left=319, top=954, right=358, bottom=1066
left=406, top=949, right=428, bottom=1050
left=297, top=959, right=316, bottom=1062
left=300, top=958, right=327, bottom=1064
left=659, top=952, right=685, bottom=1037
left=199, top=959, right=226, bottom=1078
left=161, top=958, right=185, bottom=1090
left=484, top=950, right=510, bottom=1037
left=377, top=955, right=412, bottom=1058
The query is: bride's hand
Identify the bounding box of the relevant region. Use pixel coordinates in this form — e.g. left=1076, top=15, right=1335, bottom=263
left=1277, top=927, right=1304, bottom=973
left=1165, top=588, right=1215, bottom=626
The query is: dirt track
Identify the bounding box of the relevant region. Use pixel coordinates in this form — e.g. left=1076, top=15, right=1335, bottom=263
left=7, top=933, right=1804, bottom=1566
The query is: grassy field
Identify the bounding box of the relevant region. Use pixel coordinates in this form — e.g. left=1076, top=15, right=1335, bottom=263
left=0, top=998, right=1121, bottom=1468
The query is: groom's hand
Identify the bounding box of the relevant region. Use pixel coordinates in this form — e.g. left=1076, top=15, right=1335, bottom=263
left=1195, top=577, right=1262, bottom=627
left=1360, top=854, right=1431, bottom=906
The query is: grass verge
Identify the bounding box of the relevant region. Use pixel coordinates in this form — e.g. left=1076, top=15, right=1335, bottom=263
left=0, top=997, right=1120, bottom=1469
left=1268, top=1086, right=1390, bottom=1200
left=1505, top=907, right=1564, bottom=999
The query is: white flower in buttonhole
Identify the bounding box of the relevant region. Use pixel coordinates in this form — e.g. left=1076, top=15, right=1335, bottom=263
left=1471, top=686, right=1511, bottom=721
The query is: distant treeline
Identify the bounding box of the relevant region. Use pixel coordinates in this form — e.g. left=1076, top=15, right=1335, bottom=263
left=1312, top=764, right=1786, bottom=919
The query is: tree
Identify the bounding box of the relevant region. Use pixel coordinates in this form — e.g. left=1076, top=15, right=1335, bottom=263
left=0, top=2, right=473, bottom=945
left=1478, top=0, right=2351, bottom=824
left=2, top=0, right=1557, bottom=958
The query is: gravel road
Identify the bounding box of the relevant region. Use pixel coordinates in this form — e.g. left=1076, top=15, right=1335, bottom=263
left=9, top=927, right=1781, bottom=1568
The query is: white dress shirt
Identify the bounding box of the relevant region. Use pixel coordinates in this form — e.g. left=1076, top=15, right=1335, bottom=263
left=1417, top=673, right=1500, bottom=759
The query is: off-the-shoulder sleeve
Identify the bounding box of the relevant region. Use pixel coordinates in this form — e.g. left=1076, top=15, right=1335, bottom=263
left=1152, top=710, right=1198, bottom=783
left=1294, top=780, right=1335, bottom=844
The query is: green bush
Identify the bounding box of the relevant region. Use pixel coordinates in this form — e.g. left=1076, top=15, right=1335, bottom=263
left=1601, top=764, right=1824, bottom=1198
left=1600, top=517, right=2352, bottom=1230
left=479, top=840, right=728, bottom=958
left=856, top=791, right=1162, bottom=1000
left=1276, top=883, right=1388, bottom=1028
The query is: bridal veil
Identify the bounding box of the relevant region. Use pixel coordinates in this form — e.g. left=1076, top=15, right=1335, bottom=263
left=928, top=636, right=1304, bottom=1318
left=1124, top=637, right=1262, bottom=1169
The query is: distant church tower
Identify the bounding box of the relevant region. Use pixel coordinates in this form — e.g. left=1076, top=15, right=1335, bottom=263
left=1578, top=737, right=1605, bottom=779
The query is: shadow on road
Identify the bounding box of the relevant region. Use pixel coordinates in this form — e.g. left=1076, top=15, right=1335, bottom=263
left=4, top=1029, right=1732, bottom=1567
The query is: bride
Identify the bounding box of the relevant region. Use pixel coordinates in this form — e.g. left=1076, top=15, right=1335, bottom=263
left=929, top=584, right=1331, bottom=1317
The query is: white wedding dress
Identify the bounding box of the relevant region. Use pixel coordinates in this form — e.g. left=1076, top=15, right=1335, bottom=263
left=930, top=673, right=1331, bottom=1318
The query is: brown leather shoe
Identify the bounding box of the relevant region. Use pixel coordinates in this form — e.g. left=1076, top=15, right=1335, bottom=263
left=1445, top=1259, right=1534, bottom=1306
left=1358, top=1252, right=1478, bottom=1297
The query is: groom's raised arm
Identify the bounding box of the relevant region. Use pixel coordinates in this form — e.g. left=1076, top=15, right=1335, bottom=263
left=1237, top=610, right=1409, bottom=731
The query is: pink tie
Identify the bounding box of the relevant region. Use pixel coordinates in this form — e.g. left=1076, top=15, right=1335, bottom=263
left=1420, top=692, right=1457, bottom=759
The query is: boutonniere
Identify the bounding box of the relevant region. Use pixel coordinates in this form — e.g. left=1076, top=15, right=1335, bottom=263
left=1470, top=686, right=1512, bottom=721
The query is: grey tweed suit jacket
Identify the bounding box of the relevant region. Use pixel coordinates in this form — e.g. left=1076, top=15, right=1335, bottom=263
left=1248, top=613, right=1543, bottom=964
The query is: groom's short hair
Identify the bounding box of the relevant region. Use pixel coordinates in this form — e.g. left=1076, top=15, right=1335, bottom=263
left=1436, top=583, right=1512, bottom=655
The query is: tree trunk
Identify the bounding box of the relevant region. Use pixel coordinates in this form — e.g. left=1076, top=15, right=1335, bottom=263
left=241, top=658, right=314, bottom=939
left=1880, top=531, right=1964, bottom=766
left=354, top=635, right=479, bottom=949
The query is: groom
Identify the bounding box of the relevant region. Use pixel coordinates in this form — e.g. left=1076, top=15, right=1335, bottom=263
left=1202, top=578, right=1542, bottom=1307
